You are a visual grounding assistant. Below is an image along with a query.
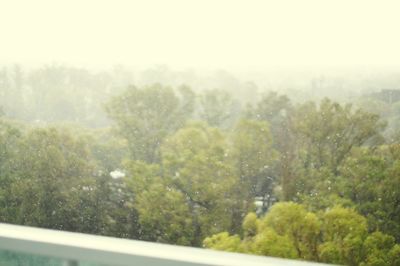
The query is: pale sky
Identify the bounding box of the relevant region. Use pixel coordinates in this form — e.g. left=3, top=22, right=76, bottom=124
left=1, top=0, right=400, bottom=70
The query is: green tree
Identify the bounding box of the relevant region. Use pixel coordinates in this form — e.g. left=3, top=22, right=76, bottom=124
left=105, top=84, right=195, bottom=163
left=388, top=245, right=400, bottom=266
left=204, top=212, right=298, bottom=259
left=245, top=92, right=295, bottom=201
left=161, top=123, right=240, bottom=245
left=319, top=206, right=367, bottom=266
left=126, top=123, right=244, bottom=246
left=203, top=232, right=241, bottom=252
left=135, top=182, right=194, bottom=245
left=3, top=128, right=105, bottom=233
left=261, top=202, right=321, bottom=260
left=204, top=203, right=397, bottom=265
left=246, top=227, right=298, bottom=259
left=231, top=119, right=278, bottom=212
left=0, top=119, right=22, bottom=222
left=340, top=145, right=400, bottom=241
left=361, top=232, right=397, bottom=266
left=282, top=99, right=386, bottom=203
left=198, top=89, right=238, bottom=128
left=293, top=99, right=385, bottom=175
left=124, top=160, right=186, bottom=242
left=380, top=153, right=400, bottom=242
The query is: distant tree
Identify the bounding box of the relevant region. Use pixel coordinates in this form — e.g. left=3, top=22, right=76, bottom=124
left=293, top=99, right=385, bottom=175
left=0, top=68, right=10, bottom=109
left=85, top=128, right=128, bottom=173
left=283, top=99, right=386, bottom=202
left=230, top=119, right=278, bottom=213
left=246, top=92, right=296, bottom=201
left=198, top=89, right=238, bottom=128
left=105, top=84, right=195, bottom=163
left=0, top=119, right=21, bottom=177
left=246, top=92, right=292, bottom=127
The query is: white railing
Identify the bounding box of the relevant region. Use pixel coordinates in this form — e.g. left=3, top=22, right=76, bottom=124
left=0, top=223, right=329, bottom=266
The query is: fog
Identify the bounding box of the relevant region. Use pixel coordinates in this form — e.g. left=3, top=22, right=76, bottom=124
left=1, top=0, right=400, bottom=69
left=2, top=0, right=400, bottom=124
left=2, top=0, right=400, bottom=108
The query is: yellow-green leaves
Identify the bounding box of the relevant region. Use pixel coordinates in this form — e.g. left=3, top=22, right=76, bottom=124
left=204, top=203, right=397, bottom=265
left=203, top=232, right=241, bottom=252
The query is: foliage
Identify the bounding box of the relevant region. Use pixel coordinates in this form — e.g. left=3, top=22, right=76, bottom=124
left=105, top=84, right=194, bottom=163
left=123, top=123, right=252, bottom=246
left=0, top=83, right=399, bottom=266
left=231, top=119, right=278, bottom=200
left=205, top=203, right=398, bottom=265
left=1, top=127, right=104, bottom=232
left=198, top=89, right=238, bottom=128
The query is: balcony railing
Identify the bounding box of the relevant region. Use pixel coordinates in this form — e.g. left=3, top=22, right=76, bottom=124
left=0, top=223, right=329, bottom=266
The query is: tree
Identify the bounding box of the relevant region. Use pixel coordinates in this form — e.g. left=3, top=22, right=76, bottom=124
left=161, top=123, right=240, bottom=245
left=340, top=145, right=400, bottom=242
left=388, top=244, right=400, bottom=266
left=100, top=172, right=140, bottom=239
left=3, top=128, right=105, bottom=233
left=380, top=152, right=400, bottom=242
left=293, top=99, right=385, bottom=175
left=0, top=119, right=22, bottom=222
left=126, top=123, right=245, bottom=246
left=198, top=89, right=238, bottom=128
left=319, top=206, right=367, bottom=266
left=85, top=128, right=128, bottom=173
left=203, top=232, right=241, bottom=252
left=245, top=92, right=297, bottom=201
left=0, top=119, right=21, bottom=176
left=105, top=84, right=195, bottom=163
left=231, top=119, right=278, bottom=212
left=261, top=202, right=321, bottom=260
left=361, top=232, right=397, bottom=266
left=204, top=203, right=314, bottom=260
left=124, top=160, right=182, bottom=242
left=246, top=227, right=298, bottom=259
left=135, top=182, right=194, bottom=245
left=204, top=210, right=298, bottom=259
left=280, top=99, right=386, bottom=202
left=204, top=203, right=396, bottom=265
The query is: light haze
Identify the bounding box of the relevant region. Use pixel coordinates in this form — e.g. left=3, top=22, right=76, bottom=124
left=1, top=0, right=400, bottom=70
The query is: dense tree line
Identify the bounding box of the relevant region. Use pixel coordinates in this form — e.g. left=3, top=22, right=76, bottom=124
left=0, top=83, right=399, bottom=265
left=0, top=65, right=252, bottom=127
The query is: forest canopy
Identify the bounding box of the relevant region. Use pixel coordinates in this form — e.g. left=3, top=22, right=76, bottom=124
left=0, top=65, right=400, bottom=265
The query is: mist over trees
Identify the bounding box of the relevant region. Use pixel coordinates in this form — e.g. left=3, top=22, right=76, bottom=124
left=1, top=64, right=400, bottom=265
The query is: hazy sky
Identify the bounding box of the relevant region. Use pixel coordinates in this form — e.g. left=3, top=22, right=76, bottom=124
left=1, top=0, right=400, bottom=70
